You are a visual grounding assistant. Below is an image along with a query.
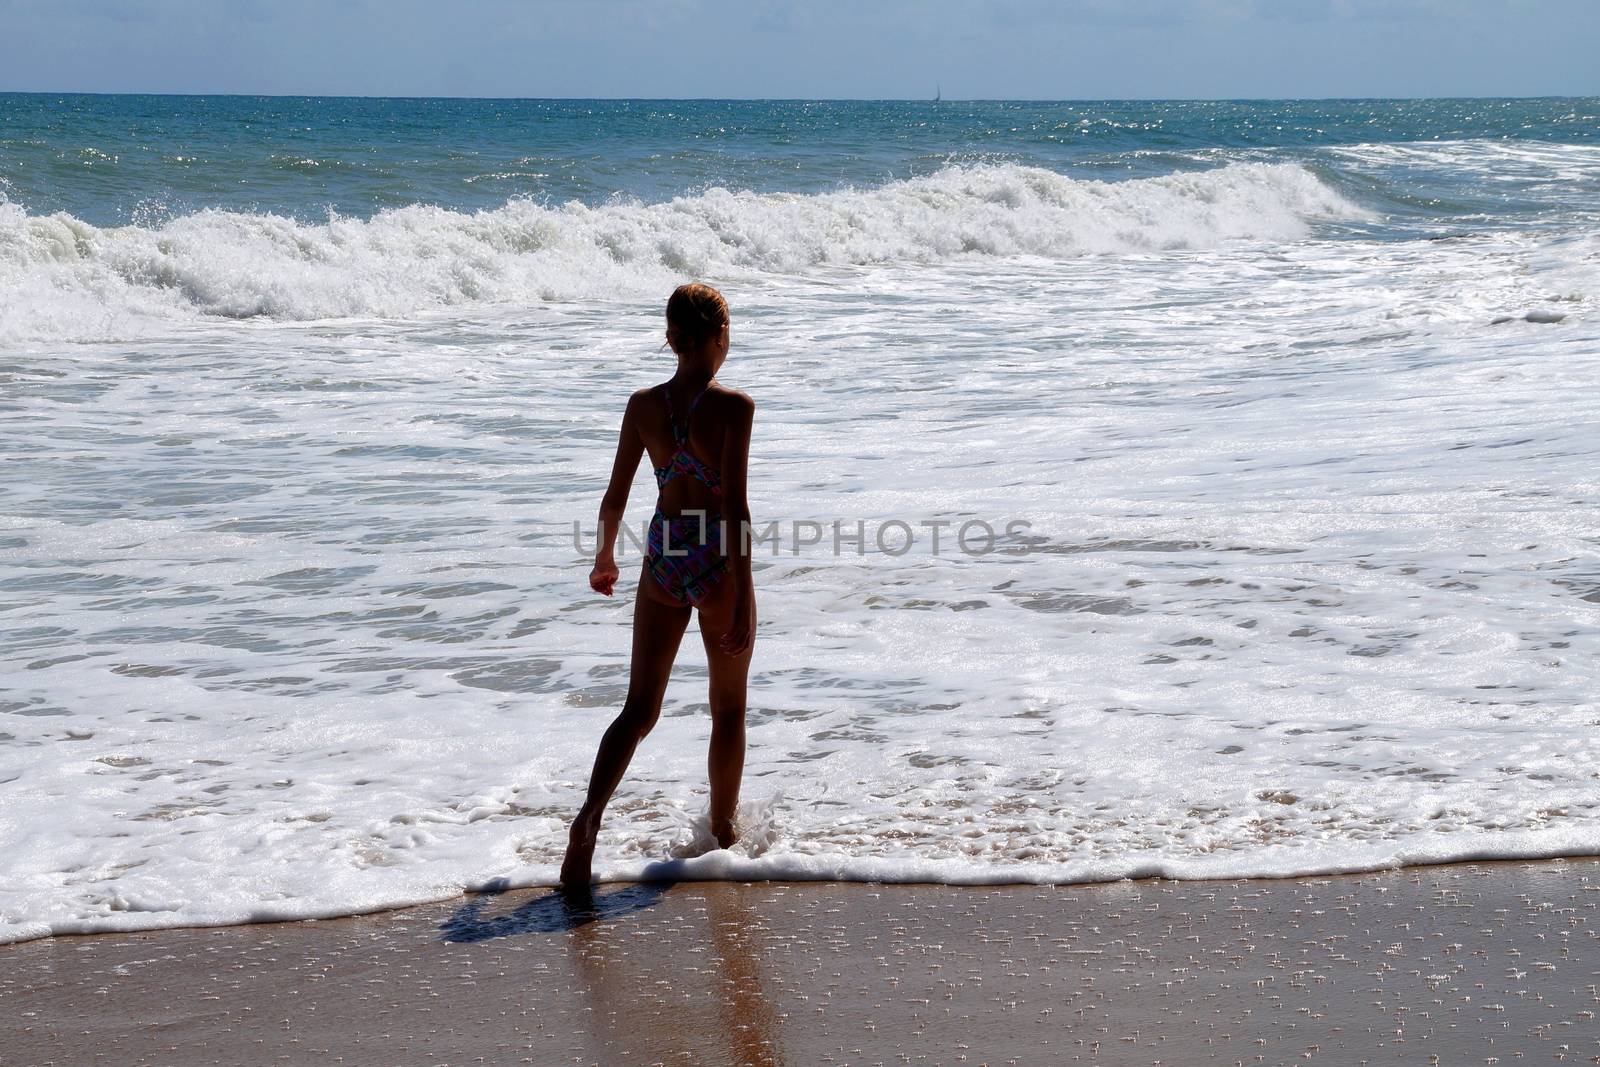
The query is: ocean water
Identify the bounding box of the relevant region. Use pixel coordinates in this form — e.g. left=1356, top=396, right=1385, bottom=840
left=2, top=95, right=1599, bottom=944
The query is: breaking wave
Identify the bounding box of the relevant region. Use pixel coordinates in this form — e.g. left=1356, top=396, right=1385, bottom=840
left=0, top=161, right=1366, bottom=343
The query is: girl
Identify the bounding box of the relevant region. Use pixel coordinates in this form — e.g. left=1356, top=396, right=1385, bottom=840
left=560, top=283, right=756, bottom=890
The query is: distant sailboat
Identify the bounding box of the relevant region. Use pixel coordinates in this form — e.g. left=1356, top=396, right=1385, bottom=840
left=934, top=84, right=942, bottom=103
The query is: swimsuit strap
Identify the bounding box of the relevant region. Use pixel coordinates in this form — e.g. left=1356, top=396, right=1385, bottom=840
left=660, top=383, right=679, bottom=442
left=662, top=381, right=713, bottom=445
left=655, top=381, right=721, bottom=491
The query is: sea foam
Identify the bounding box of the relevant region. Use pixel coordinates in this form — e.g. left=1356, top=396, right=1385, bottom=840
left=4, top=127, right=1599, bottom=946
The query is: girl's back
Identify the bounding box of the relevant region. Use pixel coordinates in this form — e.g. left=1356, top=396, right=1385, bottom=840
left=642, top=380, right=739, bottom=521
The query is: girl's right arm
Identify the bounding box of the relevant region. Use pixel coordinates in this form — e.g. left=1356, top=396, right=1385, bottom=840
left=590, top=391, right=647, bottom=596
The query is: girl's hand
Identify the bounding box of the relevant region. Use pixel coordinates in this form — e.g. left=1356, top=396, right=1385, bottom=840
left=720, top=592, right=755, bottom=656
left=589, top=554, right=620, bottom=597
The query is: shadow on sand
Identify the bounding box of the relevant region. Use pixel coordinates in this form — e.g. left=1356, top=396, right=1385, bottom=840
left=439, top=882, right=675, bottom=943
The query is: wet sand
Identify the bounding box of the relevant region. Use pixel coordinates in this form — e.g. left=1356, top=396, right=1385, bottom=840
left=5, top=859, right=1599, bottom=1066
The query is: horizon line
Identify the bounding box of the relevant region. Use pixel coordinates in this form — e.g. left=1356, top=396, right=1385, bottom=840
left=2, top=89, right=1595, bottom=104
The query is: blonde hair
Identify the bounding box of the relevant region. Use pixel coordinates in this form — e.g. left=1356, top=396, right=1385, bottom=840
left=665, top=283, right=729, bottom=354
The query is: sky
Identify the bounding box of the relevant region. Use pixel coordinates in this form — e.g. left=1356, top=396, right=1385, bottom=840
left=0, top=0, right=1596, bottom=100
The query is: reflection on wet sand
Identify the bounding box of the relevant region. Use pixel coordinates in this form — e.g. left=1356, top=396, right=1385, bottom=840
left=569, top=884, right=784, bottom=1067
left=707, top=888, right=785, bottom=1067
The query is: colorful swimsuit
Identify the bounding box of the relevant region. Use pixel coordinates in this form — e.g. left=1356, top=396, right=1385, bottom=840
left=646, top=382, right=727, bottom=607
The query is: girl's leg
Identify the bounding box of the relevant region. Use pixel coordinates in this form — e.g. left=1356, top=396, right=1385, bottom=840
left=694, top=579, right=754, bottom=848
left=560, top=576, right=692, bottom=889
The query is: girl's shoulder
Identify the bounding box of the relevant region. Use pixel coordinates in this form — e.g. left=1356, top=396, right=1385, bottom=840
left=628, top=380, right=753, bottom=421
left=703, top=382, right=755, bottom=416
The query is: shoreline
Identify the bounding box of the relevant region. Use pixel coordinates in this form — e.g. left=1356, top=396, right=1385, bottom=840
left=13, top=844, right=1600, bottom=949
left=7, top=856, right=1598, bottom=1065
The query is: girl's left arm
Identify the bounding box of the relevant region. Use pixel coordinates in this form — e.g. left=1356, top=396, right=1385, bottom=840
left=718, top=393, right=757, bottom=653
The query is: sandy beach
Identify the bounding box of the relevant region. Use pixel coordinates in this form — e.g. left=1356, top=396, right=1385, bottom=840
left=6, top=858, right=1598, bottom=1065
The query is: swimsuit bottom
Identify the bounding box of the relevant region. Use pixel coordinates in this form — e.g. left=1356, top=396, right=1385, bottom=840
left=645, top=509, right=729, bottom=607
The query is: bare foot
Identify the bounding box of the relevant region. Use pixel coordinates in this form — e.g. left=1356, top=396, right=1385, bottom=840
left=559, top=812, right=598, bottom=890
left=711, top=818, right=738, bottom=850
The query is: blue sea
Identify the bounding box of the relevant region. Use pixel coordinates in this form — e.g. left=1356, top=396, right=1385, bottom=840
left=2, top=95, right=1598, bottom=943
